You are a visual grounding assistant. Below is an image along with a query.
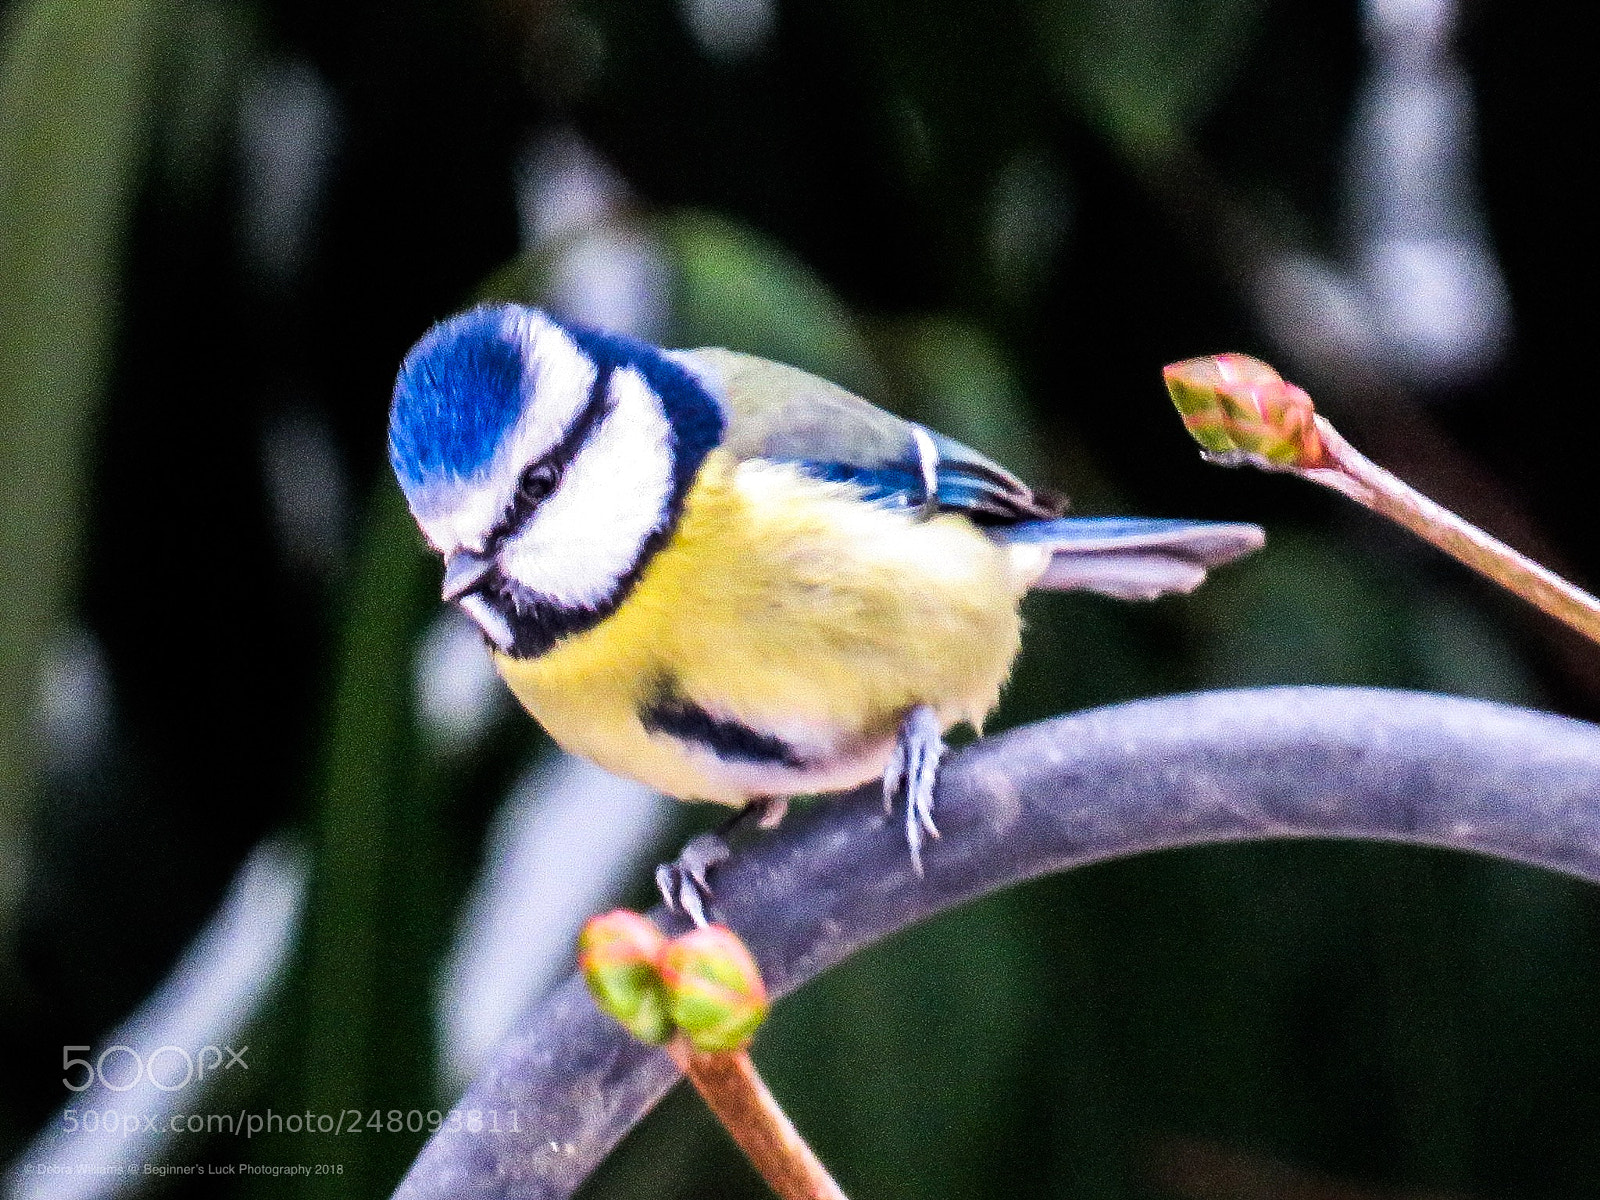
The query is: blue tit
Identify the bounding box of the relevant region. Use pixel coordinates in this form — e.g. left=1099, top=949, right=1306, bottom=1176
left=389, top=303, right=1262, bottom=920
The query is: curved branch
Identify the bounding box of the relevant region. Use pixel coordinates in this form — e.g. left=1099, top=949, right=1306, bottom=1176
left=393, top=686, right=1600, bottom=1200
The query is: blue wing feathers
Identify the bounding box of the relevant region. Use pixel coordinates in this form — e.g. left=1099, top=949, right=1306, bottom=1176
left=794, top=436, right=1063, bottom=524
left=990, top=516, right=1260, bottom=553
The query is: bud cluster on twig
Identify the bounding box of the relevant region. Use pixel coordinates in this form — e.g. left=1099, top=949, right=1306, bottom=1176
left=579, top=911, right=847, bottom=1200
left=579, top=909, right=769, bottom=1052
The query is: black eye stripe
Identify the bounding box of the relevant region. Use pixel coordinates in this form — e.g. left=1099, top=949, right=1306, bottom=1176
left=481, top=360, right=617, bottom=556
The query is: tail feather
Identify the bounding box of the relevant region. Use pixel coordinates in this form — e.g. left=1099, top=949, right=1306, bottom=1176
left=990, top=517, right=1264, bottom=601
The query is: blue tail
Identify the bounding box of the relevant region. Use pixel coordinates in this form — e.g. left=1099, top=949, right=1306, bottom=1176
left=989, top=517, right=1264, bottom=600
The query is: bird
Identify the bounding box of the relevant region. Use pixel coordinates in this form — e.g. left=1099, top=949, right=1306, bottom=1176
left=389, top=302, right=1264, bottom=924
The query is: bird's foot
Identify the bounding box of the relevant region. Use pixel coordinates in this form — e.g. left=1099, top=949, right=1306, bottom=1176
left=654, top=834, right=728, bottom=929
left=655, top=796, right=788, bottom=927
left=883, top=704, right=946, bottom=876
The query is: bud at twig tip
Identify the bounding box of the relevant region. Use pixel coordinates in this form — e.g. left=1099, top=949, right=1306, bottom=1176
left=1163, top=353, right=1326, bottom=469
left=579, top=909, right=673, bottom=1045
left=659, top=925, right=770, bottom=1053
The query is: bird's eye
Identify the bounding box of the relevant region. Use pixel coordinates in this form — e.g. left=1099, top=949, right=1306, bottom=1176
left=518, top=461, right=561, bottom=506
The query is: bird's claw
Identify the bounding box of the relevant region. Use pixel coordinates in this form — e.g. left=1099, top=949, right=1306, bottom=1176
left=883, top=704, right=946, bottom=876
left=655, top=832, right=730, bottom=928
left=654, top=797, right=787, bottom=927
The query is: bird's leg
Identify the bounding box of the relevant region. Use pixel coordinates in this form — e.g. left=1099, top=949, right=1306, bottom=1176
left=753, top=795, right=789, bottom=828
left=656, top=797, right=788, bottom=927
left=883, top=704, right=946, bottom=876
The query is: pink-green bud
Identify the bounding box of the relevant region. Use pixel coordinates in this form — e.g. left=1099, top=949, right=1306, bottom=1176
left=1163, top=353, right=1325, bottom=468
left=659, top=925, right=770, bottom=1053
left=579, top=910, right=673, bottom=1045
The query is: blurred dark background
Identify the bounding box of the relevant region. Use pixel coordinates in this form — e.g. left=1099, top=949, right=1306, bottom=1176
left=2, top=0, right=1597, bottom=1196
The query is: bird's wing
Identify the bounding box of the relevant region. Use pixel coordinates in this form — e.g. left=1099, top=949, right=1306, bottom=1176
left=989, top=517, right=1265, bottom=600
left=673, top=347, right=1063, bottom=524
left=673, top=349, right=1264, bottom=598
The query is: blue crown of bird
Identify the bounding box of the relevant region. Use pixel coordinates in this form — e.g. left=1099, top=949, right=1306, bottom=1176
left=390, top=303, right=1263, bottom=923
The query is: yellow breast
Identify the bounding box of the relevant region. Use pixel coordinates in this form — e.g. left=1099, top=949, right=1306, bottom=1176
left=494, top=450, right=1037, bottom=803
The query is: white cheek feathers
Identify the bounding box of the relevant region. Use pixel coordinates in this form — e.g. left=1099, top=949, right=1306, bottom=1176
left=408, top=311, right=601, bottom=555
left=496, top=365, right=677, bottom=610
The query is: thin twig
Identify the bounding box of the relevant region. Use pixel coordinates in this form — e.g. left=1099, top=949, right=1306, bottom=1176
left=666, top=1036, right=849, bottom=1200
left=1308, top=418, right=1600, bottom=646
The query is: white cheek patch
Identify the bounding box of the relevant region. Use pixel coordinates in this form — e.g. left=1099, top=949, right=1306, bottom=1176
left=497, top=366, right=676, bottom=609
left=410, top=310, right=599, bottom=554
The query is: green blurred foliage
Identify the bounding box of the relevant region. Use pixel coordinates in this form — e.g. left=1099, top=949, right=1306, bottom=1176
left=666, top=210, right=883, bottom=393
left=3, top=0, right=1599, bottom=1197
left=1038, top=0, right=1271, bottom=154
left=0, top=0, right=165, bottom=969
left=292, top=488, right=444, bottom=1197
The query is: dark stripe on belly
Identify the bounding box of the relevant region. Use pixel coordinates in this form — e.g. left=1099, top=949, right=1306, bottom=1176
left=640, top=693, right=806, bottom=768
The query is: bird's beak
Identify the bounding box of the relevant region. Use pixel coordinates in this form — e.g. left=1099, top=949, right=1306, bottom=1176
left=442, top=550, right=494, bottom=601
